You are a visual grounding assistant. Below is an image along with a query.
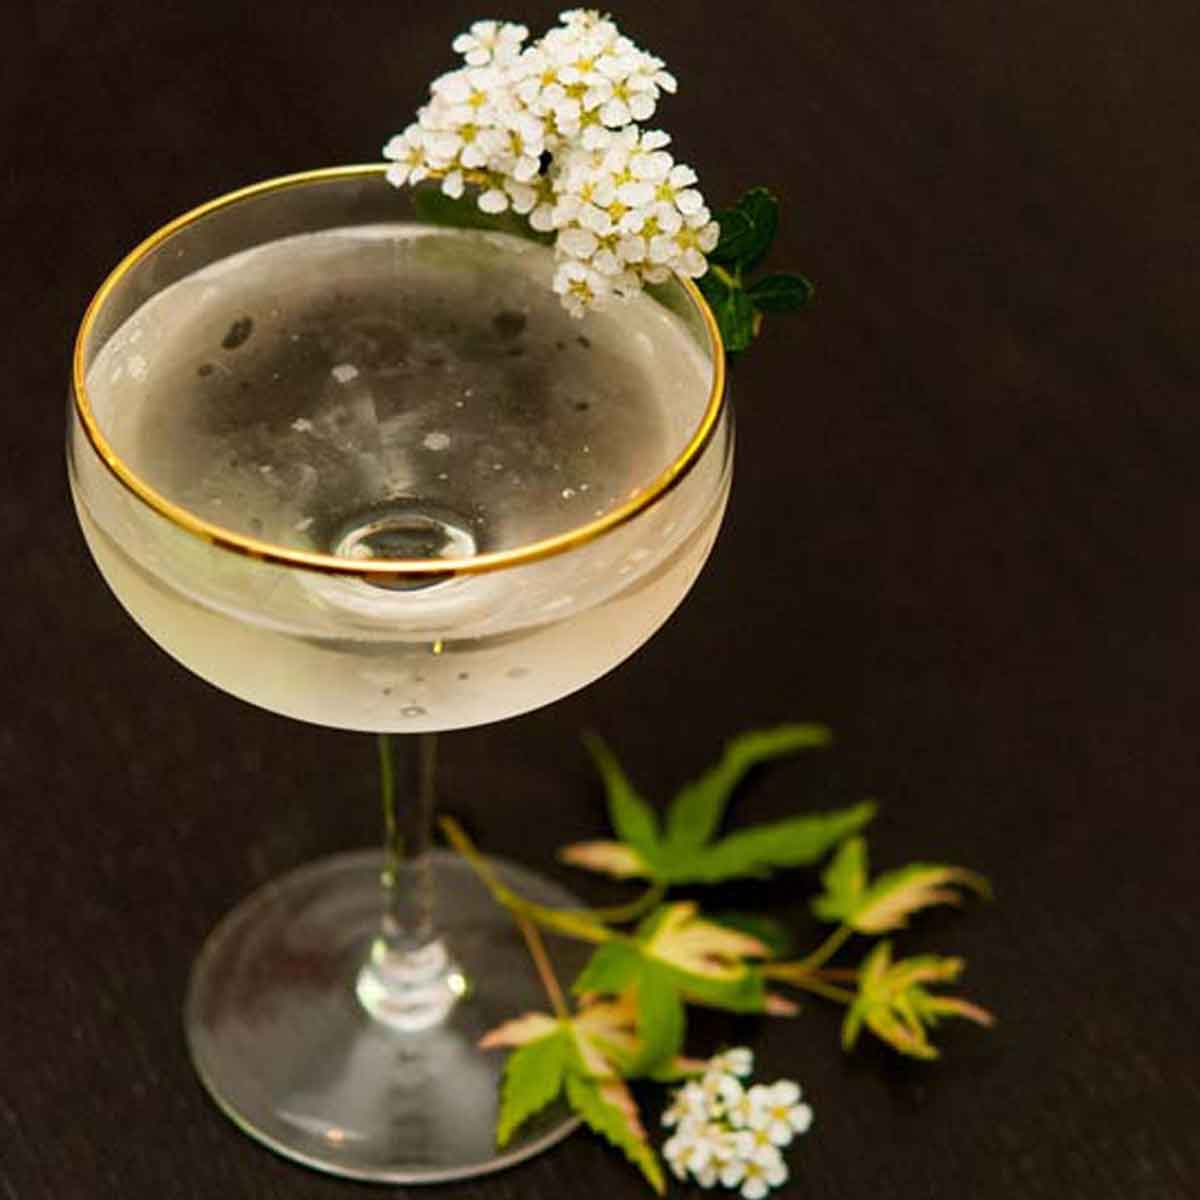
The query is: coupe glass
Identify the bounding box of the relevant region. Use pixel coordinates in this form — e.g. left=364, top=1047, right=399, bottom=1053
left=67, top=165, right=731, bottom=1183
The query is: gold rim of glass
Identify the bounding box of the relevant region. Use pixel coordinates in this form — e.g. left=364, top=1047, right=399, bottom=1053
left=71, top=163, right=728, bottom=579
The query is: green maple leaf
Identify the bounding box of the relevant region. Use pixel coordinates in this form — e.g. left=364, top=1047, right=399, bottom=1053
left=571, top=902, right=795, bottom=1075
left=480, top=1004, right=669, bottom=1192
left=493, top=1021, right=571, bottom=1146
left=560, top=725, right=874, bottom=886
left=842, top=941, right=995, bottom=1060
left=813, top=836, right=991, bottom=933
left=565, top=1073, right=665, bottom=1193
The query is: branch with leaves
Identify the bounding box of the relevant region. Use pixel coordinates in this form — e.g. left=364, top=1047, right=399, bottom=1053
left=699, top=188, right=814, bottom=353
left=441, top=724, right=994, bottom=1192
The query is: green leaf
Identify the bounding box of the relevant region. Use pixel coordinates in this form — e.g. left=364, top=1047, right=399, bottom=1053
left=411, top=181, right=554, bottom=244
left=575, top=924, right=733, bottom=1069
left=812, top=835, right=869, bottom=923
left=707, top=284, right=756, bottom=353
left=708, top=207, right=755, bottom=265
left=748, top=272, right=815, bottom=312
left=813, top=838, right=991, bottom=932
left=583, top=735, right=660, bottom=862
left=496, top=1027, right=570, bottom=1146
left=663, top=724, right=833, bottom=856
left=842, top=942, right=993, bottom=1060
left=709, top=188, right=779, bottom=271
left=566, top=727, right=874, bottom=887
left=852, top=862, right=991, bottom=933
left=565, top=1074, right=665, bottom=1194
left=664, top=962, right=768, bottom=1013
left=711, top=912, right=796, bottom=958
left=636, top=903, right=771, bottom=1013
left=573, top=941, right=642, bottom=997
left=558, top=839, right=650, bottom=880
left=661, top=802, right=876, bottom=884
left=631, top=960, right=686, bottom=1072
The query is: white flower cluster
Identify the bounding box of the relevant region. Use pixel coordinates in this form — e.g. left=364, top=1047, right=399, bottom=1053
left=661, top=1048, right=813, bottom=1199
left=383, top=10, right=718, bottom=316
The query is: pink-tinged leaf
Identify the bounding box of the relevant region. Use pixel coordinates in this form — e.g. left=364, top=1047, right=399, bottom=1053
left=559, top=840, right=650, bottom=879
left=570, top=1025, right=616, bottom=1078
left=764, top=992, right=801, bottom=1016
left=851, top=864, right=991, bottom=934
left=572, top=993, right=641, bottom=1073
left=598, top=1077, right=648, bottom=1142
left=642, top=902, right=771, bottom=980
left=843, top=942, right=993, bottom=1061
left=888, top=954, right=965, bottom=991
left=565, top=1072, right=666, bottom=1194
left=922, top=995, right=996, bottom=1027
left=648, top=1055, right=710, bottom=1082
left=495, top=1028, right=571, bottom=1146
left=864, top=1007, right=939, bottom=1060
left=478, top=1011, right=560, bottom=1050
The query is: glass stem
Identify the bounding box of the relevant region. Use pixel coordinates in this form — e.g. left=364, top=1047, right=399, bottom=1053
left=356, top=732, right=463, bottom=1031
left=378, top=731, right=437, bottom=950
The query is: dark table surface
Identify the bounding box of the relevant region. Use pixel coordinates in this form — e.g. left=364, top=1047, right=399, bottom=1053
left=4, top=2, right=1199, bottom=1197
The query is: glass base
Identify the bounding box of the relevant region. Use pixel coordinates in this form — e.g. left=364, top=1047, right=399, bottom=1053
left=185, top=848, right=590, bottom=1183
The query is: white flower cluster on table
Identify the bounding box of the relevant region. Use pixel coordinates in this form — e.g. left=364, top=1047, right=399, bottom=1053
left=383, top=9, right=719, bottom=316
left=661, top=1047, right=813, bottom=1198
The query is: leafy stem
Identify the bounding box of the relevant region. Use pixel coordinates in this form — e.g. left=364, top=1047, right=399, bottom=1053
left=699, top=187, right=814, bottom=353
left=794, top=922, right=854, bottom=973
left=440, top=815, right=614, bottom=943
left=765, top=970, right=857, bottom=1005
left=513, top=907, right=569, bottom=1020
left=586, top=882, right=668, bottom=925
left=707, top=261, right=739, bottom=290
left=434, top=724, right=994, bottom=1182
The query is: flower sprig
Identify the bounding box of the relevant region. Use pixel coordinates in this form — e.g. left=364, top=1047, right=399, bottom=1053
left=662, top=1049, right=812, bottom=1198
left=439, top=723, right=994, bottom=1191
left=384, top=10, right=718, bottom=317
left=383, top=11, right=812, bottom=346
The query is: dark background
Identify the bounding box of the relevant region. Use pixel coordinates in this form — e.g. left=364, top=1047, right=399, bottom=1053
left=3, top=2, right=1198, bottom=1197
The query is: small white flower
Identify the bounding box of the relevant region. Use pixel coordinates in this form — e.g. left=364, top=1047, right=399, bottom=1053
left=758, top=1080, right=814, bottom=1146
left=552, top=259, right=612, bottom=317
left=663, top=209, right=720, bottom=278
left=698, top=1068, right=743, bottom=1117
left=725, top=1083, right=767, bottom=1130
left=440, top=169, right=465, bottom=199
left=662, top=1121, right=723, bottom=1181
left=477, top=188, right=509, bottom=214
left=662, top=1080, right=708, bottom=1128
left=720, top=1145, right=788, bottom=1200
left=732, top=1122, right=787, bottom=1166
left=452, top=20, right=529, bottom=67
left=382, top=125, right=428, bottom=188
left=709, top=1046, right=755, bottom=1078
